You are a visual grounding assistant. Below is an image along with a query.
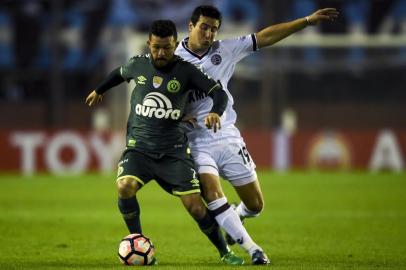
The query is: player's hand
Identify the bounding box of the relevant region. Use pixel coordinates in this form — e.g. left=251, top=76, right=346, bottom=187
left=85, top=90, right=103, bottom=106
left=204, top=113, right=221, bottom=133
left=307, top=8, right=339, bottom=25
left=182, top=115, right=198, bottom=128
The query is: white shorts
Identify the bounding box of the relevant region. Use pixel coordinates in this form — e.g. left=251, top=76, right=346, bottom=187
left=190, top=140, right=257, bottom=187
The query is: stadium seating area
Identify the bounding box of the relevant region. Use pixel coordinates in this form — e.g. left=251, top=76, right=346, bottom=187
left=0, top=0, right=405, bottom=129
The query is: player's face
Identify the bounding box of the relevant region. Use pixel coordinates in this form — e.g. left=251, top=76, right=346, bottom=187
left=189, top=15, right=220, bottom=50
left=147, top=35, right=177, bottom=68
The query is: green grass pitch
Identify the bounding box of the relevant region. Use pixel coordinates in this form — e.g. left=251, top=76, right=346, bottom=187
left=0, top=171, right=405, bottom=269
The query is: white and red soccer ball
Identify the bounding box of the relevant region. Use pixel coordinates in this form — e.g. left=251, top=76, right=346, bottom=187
left=118, top=233, right=156, bottom=266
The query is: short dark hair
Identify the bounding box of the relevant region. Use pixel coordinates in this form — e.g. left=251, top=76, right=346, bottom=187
left=149, top=20, right=177, bottom=40
left=190, top=5, right=222, bottom=27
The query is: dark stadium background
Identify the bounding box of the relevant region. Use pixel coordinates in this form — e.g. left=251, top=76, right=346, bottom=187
left=0, top=0, right=405, bottom=174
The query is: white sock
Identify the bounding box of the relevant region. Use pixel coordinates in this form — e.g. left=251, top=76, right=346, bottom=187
left=236, top=201, right=261, bottom=219
left=207, top=197, right=260, bottom=255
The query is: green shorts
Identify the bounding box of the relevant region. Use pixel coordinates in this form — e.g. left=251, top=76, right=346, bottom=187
left=116, top=149, right=200, bottom=196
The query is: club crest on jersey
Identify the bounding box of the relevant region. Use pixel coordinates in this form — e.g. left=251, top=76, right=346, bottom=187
left=153, top=76, right=163, bottom=88
left=167, top=78, right=181, bottom=93
left=211, top=54, right=222, bottom=65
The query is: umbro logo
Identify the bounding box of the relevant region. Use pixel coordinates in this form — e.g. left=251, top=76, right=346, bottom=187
left=137, top=75, right=147, bottom=84
left=236, top=237, right=244, bottom=244
left=190, top=179, right=199, bottom=187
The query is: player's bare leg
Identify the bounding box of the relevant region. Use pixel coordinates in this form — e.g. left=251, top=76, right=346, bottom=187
left=233, top=179, right=265, bottom=220
left=179, top=193, right=244, bottom=265
left=200, top=173, right=270, bottom=264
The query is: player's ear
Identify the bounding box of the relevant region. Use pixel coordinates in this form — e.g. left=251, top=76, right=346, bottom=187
left=147, top=40, right=150, bottom=46
left=188, top=21, right=194, bottom=32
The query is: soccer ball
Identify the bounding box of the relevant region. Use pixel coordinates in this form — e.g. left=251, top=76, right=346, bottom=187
left=118, top=233, right=156, bottom=265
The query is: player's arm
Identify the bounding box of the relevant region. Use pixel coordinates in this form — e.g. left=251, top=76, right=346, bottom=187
left=182, top=87, right=227, bottom=132
left=85, top=67, right=125, bottom=106
left=256, top=8, right=339, bottom=49
left=187, top=64, right=228, bottom=133
left=205, top=84, right=228, bottom=132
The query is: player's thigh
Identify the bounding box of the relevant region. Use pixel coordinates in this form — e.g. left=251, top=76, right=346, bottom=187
left=233, top=180, right=265, bottom=212
left=154, top=155, right=201, bottom=196
left=190, top=146, right=219, bottom=176
left=190, top=146, right=225, bottom=201
left=199, top=173, right=225, bottom=203
left=218, top=142, right=257, bottom=186
left=117, top=177, right=143, bottom=198
left=116, top=149, right=154, bottom=197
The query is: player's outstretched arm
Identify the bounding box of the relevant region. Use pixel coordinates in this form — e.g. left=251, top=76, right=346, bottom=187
left=85, top=67, right=126, bottom=107
left=85, top=90, right=103, bottom=106
left=256, top=8, right=339, bottom=49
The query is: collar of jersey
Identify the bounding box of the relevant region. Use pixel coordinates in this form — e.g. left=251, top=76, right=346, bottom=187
left=182, top=37, right=211, bottom=60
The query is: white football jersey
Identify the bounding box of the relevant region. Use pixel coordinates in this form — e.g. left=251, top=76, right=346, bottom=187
left=175, top=34, right=259, bottom=146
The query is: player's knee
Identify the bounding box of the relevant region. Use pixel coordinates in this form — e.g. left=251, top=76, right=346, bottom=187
left=185, top=200, right=206, bottom=220
left=117, top=178, right=137, bottom=198
left=189, top=205, right=206, bottom=220
left=203, top=189, right=224, bottom=203
left=200, top=180, right=225, bottom=202
left=245, top=198, right=264, bottom=214
left=251, top=200, right=264, bottom=214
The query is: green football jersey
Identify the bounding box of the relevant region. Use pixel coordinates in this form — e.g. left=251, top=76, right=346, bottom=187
left=120, top=54, right=220, bottom=154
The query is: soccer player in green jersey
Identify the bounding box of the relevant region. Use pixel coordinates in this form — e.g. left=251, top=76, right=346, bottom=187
left=85, top=20, right=243, bottom=265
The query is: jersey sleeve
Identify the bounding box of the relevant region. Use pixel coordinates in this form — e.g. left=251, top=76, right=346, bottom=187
left=221, top=34, right=259, bottom=63
left=119, top=57, right=137, bottom=82
left=186, top=63, right=221, bottom=94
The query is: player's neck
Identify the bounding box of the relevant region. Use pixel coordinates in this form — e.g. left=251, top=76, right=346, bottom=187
left=187, top=40, right=210, bottom=56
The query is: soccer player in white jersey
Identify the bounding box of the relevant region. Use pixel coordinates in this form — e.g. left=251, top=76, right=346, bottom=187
left=175, top=5, right=339, bottom=264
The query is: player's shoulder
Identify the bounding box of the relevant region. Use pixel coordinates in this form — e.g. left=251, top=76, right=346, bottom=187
left=218, top=34, right=254, bottom=46
left=176, top=55, right=200, bottom=70
left=175, top=56, right=212, bottom=80
left=128, top=54, right=150, bottom=63
left=174, top=39, right=187, bottom=55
